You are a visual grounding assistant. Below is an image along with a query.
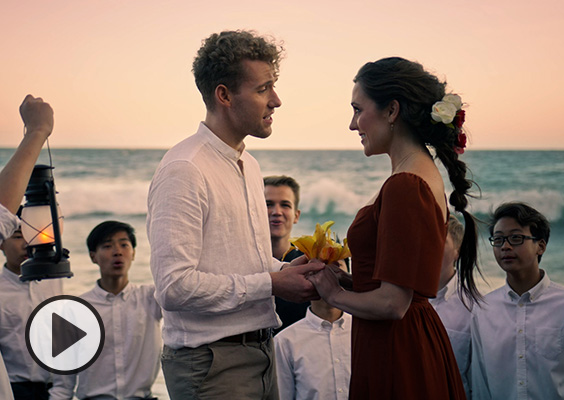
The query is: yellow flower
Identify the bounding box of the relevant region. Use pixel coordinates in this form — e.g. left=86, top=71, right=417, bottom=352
left=289, top=221, right=351, bottom=264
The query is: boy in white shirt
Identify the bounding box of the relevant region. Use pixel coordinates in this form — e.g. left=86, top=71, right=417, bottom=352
left=430, top=215, right=471, bottom=397
left=51, top=221, right=162, bottom=400
left=471, top=202, right=564, bottom=399
left=274, top=261, right=351, bottom=400
left=0, top=94, right=58, bottom=400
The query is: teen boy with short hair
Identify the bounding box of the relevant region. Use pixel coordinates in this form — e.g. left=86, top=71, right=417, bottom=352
left=51, top=221, right=162, bottom=400
left=264, top=175, right=311, bottom=334
left=274, top=260, right=351, bottom=400
left=0, top=227, right=63, bottom=400
left=471, top=202, right=564, bottom=399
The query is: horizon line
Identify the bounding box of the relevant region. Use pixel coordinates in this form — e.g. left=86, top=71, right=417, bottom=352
left=2, top=147, right=564, bottom=152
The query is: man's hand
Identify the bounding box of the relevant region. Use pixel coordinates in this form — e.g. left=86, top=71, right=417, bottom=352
left=287, top=254, right=308, bottom=267
left=20, top=94, right=54, bottom=139
left=271, top=261, right=324, bottom=303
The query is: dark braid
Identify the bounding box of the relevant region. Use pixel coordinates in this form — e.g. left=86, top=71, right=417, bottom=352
left=434, top=142, right=483, bottom=306
left=354, top=57, right=482, bottom=306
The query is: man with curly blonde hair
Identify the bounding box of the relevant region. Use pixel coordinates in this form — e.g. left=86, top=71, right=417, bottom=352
left=147, top=30, right=322, bottom=399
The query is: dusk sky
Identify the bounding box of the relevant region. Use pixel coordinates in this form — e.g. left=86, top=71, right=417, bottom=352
left=1, top=0, right=563, bottom=150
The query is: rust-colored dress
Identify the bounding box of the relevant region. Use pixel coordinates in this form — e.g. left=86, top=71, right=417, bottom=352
left=347, top=173, right=466, bottom=399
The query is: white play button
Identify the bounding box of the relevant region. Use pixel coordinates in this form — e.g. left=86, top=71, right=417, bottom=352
left=25, top=295, right=105, bottom=375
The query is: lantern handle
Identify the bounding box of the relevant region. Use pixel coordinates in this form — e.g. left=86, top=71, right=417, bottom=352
left=45, top=180, right=63, bottom=263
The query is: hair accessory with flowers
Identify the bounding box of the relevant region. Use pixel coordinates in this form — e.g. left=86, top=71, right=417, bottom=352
left=430, top=94, right=467, bottom=154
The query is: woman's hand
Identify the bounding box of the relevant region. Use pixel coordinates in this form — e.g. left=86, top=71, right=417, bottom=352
left=327, top=262, right=353, bottom=290
left=306, top=261, right=344, bottom=305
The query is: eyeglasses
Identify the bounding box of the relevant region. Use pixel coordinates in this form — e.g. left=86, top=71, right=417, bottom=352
left=489, top=234, right=538, bottom=247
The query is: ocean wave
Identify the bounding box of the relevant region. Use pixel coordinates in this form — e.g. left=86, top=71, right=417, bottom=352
left=56, top=179, right=150, bottom=218
left=54, top=176, right=563, bottom=227
left=467, top=189, right=563, bottom=222
left=300, top=177, right=373, bottom=216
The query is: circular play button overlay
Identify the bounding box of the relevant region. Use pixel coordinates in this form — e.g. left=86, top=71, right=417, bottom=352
left=25, top=295, right=105, bottom=375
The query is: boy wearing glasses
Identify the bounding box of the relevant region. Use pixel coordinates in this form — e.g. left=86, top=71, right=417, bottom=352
left=471, top=202, right=564, bottom=399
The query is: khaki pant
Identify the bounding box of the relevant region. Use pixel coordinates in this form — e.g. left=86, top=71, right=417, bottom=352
left=162, top=339, right=279, bottom=400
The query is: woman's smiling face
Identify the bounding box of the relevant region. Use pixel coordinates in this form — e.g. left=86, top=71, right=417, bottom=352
left=349, top=82, right=392, bottom=157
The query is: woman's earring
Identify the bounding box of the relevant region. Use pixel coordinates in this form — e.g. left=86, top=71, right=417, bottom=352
left=390, top=123, right=394, bottom=133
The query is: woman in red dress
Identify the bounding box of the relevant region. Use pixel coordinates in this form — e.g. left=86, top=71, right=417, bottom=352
left=308, top=57, right=481, bottom=399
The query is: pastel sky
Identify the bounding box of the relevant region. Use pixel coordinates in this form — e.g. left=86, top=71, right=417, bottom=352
left=1, top=0, right=563, bottom=150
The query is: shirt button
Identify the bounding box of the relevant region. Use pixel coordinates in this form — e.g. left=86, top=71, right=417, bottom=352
left=335, top=358, right=340, bottom=363
left=518, top=329, right=523, bottom=334
left=519, top=303, right=524, bottom=307
left=519, top=381, right=524, bottom=386
left=519, top=354, right=524, bottom=359
left=338, top=388, right=343, bottom=393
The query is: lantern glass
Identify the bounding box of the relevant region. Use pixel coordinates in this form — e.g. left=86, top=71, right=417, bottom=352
left=21, top=204, right=64, bottom=246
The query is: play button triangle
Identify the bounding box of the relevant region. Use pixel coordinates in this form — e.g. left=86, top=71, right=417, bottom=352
left=52, top=312, right=87, bottom=358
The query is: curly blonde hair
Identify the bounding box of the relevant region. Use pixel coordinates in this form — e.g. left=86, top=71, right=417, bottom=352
left=192, top=30, right=284, bottom=110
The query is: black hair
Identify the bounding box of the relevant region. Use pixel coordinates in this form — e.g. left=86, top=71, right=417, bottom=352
left=86, top=221, right=136, bottom=252
left=489, top=202, right=550, bottom=262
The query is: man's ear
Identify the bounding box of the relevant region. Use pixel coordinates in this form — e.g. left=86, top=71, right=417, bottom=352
left=294, top=209, right=301, bottom=224
left=89, top=251, right=98, bottom=264
left=132, top=249, right=136, bottom=261
left=215, top=84, right=232, bottom=108
left=388, top=99, right=400, bottom=123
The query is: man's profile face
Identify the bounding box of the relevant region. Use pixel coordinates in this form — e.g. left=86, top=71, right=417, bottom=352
left=265, top=185, right=300, bottom=242
left=229, top=60, right=282, bottom=141
left=0, top=230, right=28, bottom=274
left=89, top=230, right=135, bottom=279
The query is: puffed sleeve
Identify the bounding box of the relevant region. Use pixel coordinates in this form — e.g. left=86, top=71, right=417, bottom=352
left=373, top=173, right=446, bottom=297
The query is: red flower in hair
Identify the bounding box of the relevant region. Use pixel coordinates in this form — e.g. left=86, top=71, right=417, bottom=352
left=454, top=109, right=466, bottom=129
left=454, top=133, right=467, bottom=154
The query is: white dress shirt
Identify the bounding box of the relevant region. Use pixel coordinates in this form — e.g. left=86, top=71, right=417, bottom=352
left=0, top=204, right=19, bottom=243
left=147, top=122, right=283, bottom=349
left=274, top=307, right=351, bottom=400
left=0, top=266, right=63, bottom=383
left=0, top=204, right=18, bottom=400
left=50, top=282, right=162, bottom=400
left=429, top=274, right=472, bottom=397
left=471, top=270, right=564, bottom=399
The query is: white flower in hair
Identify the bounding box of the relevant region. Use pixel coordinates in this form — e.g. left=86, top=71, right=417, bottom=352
left=431, top=101, right=458, bottom=124
left=442, top=94, right=462, bottom=110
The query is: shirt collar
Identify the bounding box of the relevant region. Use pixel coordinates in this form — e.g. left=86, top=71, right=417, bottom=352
left=198, top=122, right=245, bottom=162
left=436, top=273, right=458, bottom=301
left=2, top=265, right=28, bottom=286
left=93, top=279, right=132, bottom=301
left=506, top=269, right=550, bottom=302
left=304, top=306, right=348, bottom=331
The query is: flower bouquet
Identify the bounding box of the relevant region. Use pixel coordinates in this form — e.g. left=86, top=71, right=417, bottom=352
left=288, top=221, right=351, bottom=264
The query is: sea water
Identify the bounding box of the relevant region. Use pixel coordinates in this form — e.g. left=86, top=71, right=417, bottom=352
left=1, top=148, right=563, bottom=398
